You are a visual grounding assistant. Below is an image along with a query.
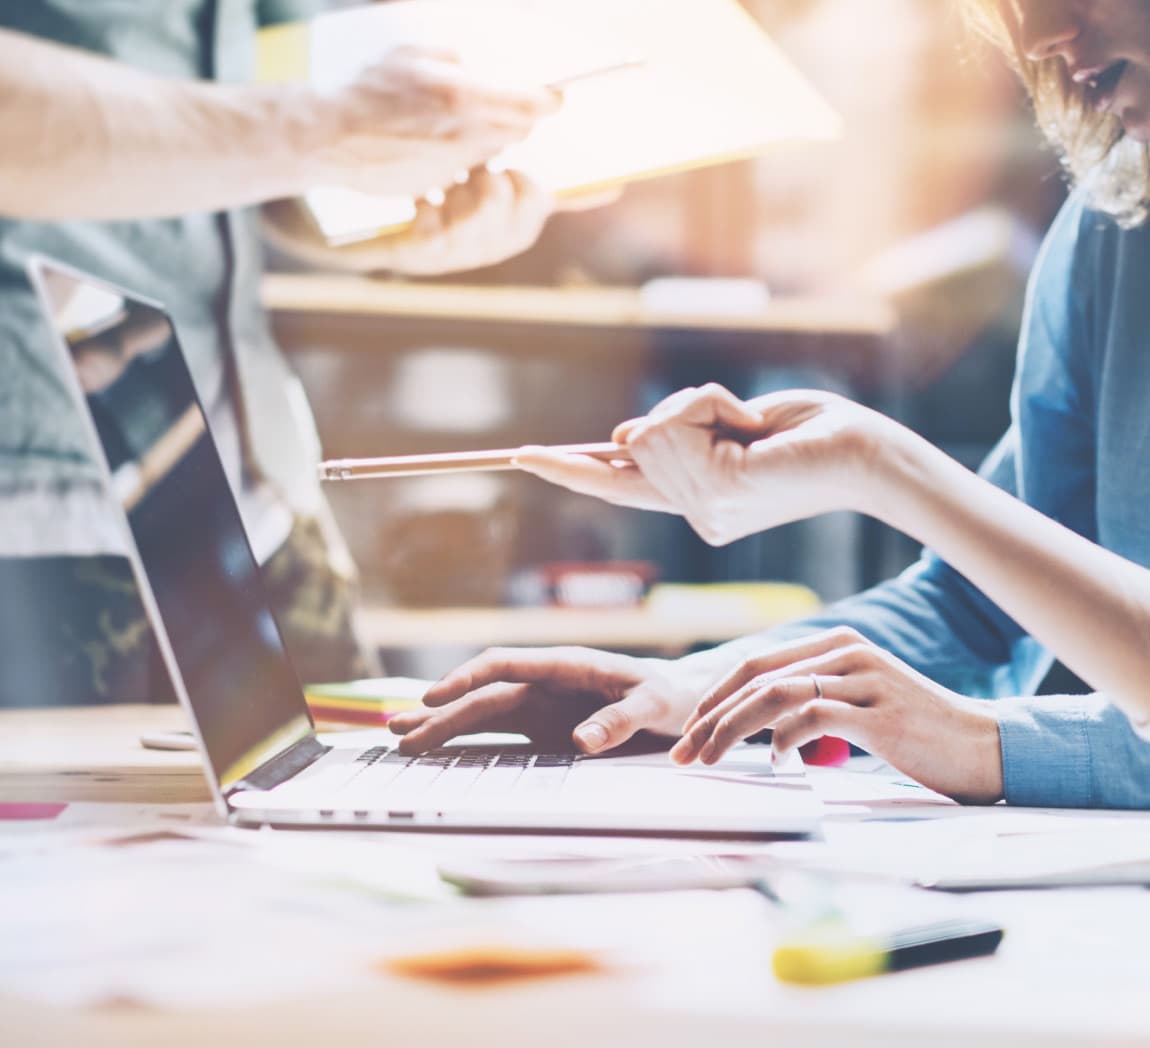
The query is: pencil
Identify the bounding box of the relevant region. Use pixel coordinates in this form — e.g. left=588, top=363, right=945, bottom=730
left=318, top=441, right=632, bottom=481
left=548, top=56, right=646, bottom=90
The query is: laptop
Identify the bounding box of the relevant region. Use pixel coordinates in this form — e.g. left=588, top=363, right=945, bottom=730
left=28, top=256, right=823, bottom=836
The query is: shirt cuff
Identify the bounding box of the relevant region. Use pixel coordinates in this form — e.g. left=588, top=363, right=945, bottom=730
left=995, top=695, right=1096, bottom=808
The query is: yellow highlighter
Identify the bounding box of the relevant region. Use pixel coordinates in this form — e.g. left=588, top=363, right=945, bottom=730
left=773, top=918, right=1005, bottom=986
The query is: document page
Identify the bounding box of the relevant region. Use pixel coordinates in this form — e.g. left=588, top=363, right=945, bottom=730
left=261, top=0, right=840, bottom=243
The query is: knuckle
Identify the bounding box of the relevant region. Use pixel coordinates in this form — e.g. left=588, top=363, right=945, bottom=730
left=803, top=704, right=829, bottom=732
left=627, top=426, right=655, bottom=454
left=829, top=625, right=863, bottom=646
left=843, top=642, right=878, bottom=668
left=596, top=704, right=632, bottom=735
left=754, top=682, right=789, bottom=718
left=644, top=689, right=672, bottom=719
left=714, top=716, right=737, bottom=744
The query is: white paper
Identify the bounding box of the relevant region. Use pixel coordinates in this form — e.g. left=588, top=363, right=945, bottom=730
left=300, top=0, right=840, bottom=242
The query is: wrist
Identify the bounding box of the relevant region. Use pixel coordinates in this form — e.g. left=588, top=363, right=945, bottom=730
left=855, top=419, right=947, bottom=531
left=674, top=636, right=772, bottom=693
left=952, top=700, right=1005, bottom=805
left=253, top=83, right=342, bottom=195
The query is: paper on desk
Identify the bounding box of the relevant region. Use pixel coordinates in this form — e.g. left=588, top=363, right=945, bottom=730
left=0, top=802, right=221, bottom=860
left=768, top=809, right=1150, bottom=889
left=0, top=835, right=394, bottom=1008
left=0, top=829, right=775, bottom=1010
left=804, top=760, right=957, bottom=813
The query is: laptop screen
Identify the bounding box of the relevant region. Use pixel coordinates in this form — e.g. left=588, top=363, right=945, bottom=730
left=33, top=262, right=312, bottom=790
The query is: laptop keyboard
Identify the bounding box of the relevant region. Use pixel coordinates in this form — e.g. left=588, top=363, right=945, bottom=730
left=347, top=746, right=577, bottom=804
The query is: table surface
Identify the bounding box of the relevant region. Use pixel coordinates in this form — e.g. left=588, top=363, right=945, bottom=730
left=3, top=706, right=1150, bottom=1048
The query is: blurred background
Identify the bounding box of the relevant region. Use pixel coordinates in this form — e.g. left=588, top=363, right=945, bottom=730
left=267, top=0, right=1069, bottom=680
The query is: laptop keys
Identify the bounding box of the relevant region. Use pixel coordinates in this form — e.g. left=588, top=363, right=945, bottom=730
left=343, top=746, right=577, bottom=804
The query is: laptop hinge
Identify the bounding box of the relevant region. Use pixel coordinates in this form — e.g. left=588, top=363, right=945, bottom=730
left=229, top=734, right=331, bottom=794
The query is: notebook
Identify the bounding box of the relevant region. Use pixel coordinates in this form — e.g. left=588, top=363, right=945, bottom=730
left=257, top=0, right=840, bottom=244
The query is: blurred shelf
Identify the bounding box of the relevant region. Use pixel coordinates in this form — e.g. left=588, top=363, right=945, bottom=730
left=262, top=274, right=895, bottom=337
left=359, top=583, right=820, bottom=651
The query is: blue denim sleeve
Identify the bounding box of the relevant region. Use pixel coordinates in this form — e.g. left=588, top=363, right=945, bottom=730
left=995, top=695, right=1150, bottom=809
left=759, top=192, right=1150, bottom=808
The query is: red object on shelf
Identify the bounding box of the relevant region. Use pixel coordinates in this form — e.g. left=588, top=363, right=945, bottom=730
left=540, top=561, right=658, bottom=608
left=799, top=735, right=851, bottom=767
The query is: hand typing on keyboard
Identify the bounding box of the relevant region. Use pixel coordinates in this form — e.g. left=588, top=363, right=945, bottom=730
left=387, top=647, right=708, bottom=757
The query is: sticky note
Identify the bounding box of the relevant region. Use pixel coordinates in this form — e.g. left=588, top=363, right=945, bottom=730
left=381, top=944, right=602, bottom=985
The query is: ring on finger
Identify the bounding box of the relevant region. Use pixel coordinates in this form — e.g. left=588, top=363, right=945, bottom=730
left=809, top=673, right=823, bottom=700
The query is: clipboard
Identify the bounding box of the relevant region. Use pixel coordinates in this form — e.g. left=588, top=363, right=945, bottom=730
left=257, top=0, right=840, bottom=245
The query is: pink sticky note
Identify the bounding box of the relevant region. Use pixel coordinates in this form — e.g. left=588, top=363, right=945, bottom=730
left=0, top=802, right=68, bottom=821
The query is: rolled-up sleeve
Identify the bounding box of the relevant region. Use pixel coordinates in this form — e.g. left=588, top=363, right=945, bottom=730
left=997, top=694, right=1150, bottom=808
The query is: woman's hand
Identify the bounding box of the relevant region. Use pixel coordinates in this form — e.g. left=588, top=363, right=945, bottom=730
left=516, top=384, right=914, bottom=546
left=388, top=646, right=708, bottom=756
left=669, top=627, right=1004, bottom=805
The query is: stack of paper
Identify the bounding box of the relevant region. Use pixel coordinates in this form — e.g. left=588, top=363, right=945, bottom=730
left=304, top=675, right=427, bottom=727
left=769, top=810, right=1150, bottom=890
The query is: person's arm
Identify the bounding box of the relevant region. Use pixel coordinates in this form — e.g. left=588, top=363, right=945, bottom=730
left=992, top=693, right=1150, bottom=808
left=539, top=197, right=1150, bottom=728
left=0, top=28, right=553, bottom=221
left=521, top=381, right=1150, bottom=725
left=863, top=414, right=1150, bottom=732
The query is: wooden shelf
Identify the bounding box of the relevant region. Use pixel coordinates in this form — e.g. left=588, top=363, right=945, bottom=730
left=262, top=274, right=895, bottom=337
left=358, top=585, right=820, bottom=651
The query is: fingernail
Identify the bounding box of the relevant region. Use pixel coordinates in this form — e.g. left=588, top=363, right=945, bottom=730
left=574, top=722, right=608, bottom=752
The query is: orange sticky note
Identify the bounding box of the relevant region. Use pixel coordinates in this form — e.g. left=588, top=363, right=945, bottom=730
left=381, top=944, right=602, bottom=986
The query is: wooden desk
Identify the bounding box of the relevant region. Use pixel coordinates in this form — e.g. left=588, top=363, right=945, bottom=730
left=3, top=706, right=1150, bottom=1048
left=0, top=705, right=206, bottom=804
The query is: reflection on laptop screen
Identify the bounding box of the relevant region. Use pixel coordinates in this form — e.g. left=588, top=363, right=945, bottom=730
left=36, top=263, right=312, bottom=789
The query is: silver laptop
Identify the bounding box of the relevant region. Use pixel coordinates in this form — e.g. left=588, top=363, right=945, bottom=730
left=29, top=256, right=822, bottom=836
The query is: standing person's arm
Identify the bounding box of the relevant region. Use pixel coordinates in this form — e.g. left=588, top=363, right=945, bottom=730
left=0, top=28, right=554, bottom=221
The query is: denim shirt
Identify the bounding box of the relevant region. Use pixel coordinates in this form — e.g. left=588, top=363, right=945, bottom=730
left=0, top=0, right=324, bottom=555
left=772, top=187, right=1150, bottom=809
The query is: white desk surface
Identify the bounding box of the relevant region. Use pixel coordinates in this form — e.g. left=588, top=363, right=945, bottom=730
left=2, top=706, right=1149, bottom=1047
